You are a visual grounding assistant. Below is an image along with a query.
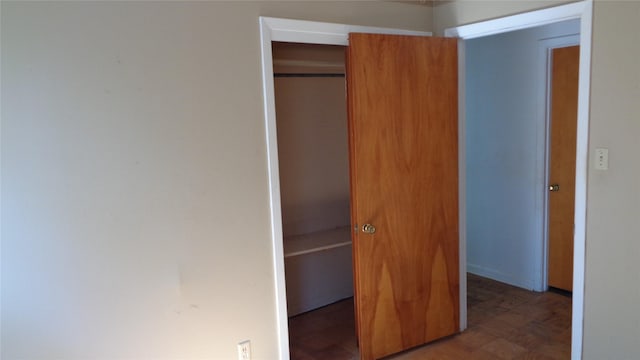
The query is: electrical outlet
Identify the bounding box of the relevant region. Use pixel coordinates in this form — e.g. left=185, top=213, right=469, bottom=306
left=237, top=340, right=251, bottom=360
left=595, top=148, right=609, bottom=170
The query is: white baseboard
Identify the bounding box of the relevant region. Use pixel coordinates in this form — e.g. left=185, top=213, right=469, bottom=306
left=467, top=264, right=535, bottom=291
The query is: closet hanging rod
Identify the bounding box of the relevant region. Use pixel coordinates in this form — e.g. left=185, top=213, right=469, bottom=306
left=274, top=73, right=345, bottom=78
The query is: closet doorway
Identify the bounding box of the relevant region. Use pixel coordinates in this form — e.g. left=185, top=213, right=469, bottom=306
left=271, top=42, right=356, bottom=353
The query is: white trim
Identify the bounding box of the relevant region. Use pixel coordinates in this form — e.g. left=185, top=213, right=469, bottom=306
left=445, top=1, right=592, bottom=359
left=444, top=2, right=585, bottom=39
left=573, top=2, right=593, bottom=358
left=259, top=18, right=289, bottom=360
left=262, top=17, right=431, bottom=47
left=259, top=17, right=431, bottom=360
left=538, top=34, right=580, bottom=293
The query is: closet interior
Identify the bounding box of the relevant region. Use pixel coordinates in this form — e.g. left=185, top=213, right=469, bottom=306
left=272, top=42, right=353, bottom=316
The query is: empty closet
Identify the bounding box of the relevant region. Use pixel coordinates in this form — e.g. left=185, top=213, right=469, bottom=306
left=272, top=42, right=352, bottom=316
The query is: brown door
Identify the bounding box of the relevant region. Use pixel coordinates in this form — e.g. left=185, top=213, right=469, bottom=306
left=347, top=33, right=459, bottom=360
left=548, top=45, right=579, bottom=292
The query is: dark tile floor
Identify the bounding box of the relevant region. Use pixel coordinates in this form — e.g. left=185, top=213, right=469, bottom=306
left=289, top=274, right=572, bottom=360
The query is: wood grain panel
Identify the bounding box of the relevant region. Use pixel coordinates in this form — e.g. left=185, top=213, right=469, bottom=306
left=548, top=45, right=579, bottom=292
left=347, top=33, right=459, bottom=360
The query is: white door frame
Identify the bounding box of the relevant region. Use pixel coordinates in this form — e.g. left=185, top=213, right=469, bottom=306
left=445, top=1, right=592, bottom=359
left=259, top=17, right=432, bottom=360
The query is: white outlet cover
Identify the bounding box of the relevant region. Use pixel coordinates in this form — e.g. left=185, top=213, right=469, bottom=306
left=237, top=340, right=251, bottom=360
left=595, top=148, right=609, bottom=170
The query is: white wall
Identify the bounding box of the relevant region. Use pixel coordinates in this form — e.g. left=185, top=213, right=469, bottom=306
left=0, top=2, right=432, bottom=359
left=436, top=1, right=640, bottom=358
left=274, top=75, right=350, bottom=236
left=465, top=20, right=579, bottom=290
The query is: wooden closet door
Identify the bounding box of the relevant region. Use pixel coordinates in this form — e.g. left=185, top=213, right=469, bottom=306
left=347, top=33, right=460, bottom=360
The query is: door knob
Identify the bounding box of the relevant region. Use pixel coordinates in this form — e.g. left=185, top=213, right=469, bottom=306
left=362, top=224, right=376, bottom=234
left=549, top=184, right=560, bottom=192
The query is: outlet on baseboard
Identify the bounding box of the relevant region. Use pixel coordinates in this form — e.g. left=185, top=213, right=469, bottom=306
left=237, top=340, right=251, bottom=360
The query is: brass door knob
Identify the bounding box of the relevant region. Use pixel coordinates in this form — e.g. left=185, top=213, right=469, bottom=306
left=362, top=224, right=376, bottom=234
left=549, top=184, right=560, bottom=192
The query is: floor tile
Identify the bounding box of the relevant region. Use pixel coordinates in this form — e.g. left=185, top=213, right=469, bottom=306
left=288, top=274, right=571, bottom=360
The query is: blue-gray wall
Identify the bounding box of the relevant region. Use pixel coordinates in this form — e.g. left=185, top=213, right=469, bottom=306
left=465, top=19, right=579, bottom=290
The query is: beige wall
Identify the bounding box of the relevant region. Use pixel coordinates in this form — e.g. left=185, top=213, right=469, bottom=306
left=4, top=1, right=638, bottom=359
left=435, top=1, right=640, bottom=358
left=0, top=1, right=431, bottom=359
left=584, top=2, right=640, bottom=358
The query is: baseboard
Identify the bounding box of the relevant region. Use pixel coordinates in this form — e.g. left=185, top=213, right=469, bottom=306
left=467, top=264, right=535, bottom=290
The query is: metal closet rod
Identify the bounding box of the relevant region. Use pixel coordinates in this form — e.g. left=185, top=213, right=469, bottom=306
left=274, top=73, right=345, bottom=78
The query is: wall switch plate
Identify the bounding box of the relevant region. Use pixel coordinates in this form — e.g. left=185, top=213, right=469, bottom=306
left=595, top=148, right=609, bottom=170
left=238, top=340, right=251, bottom=360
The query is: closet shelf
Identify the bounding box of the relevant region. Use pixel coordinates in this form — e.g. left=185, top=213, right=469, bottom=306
left=283, top=226, right=351, bottom=258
